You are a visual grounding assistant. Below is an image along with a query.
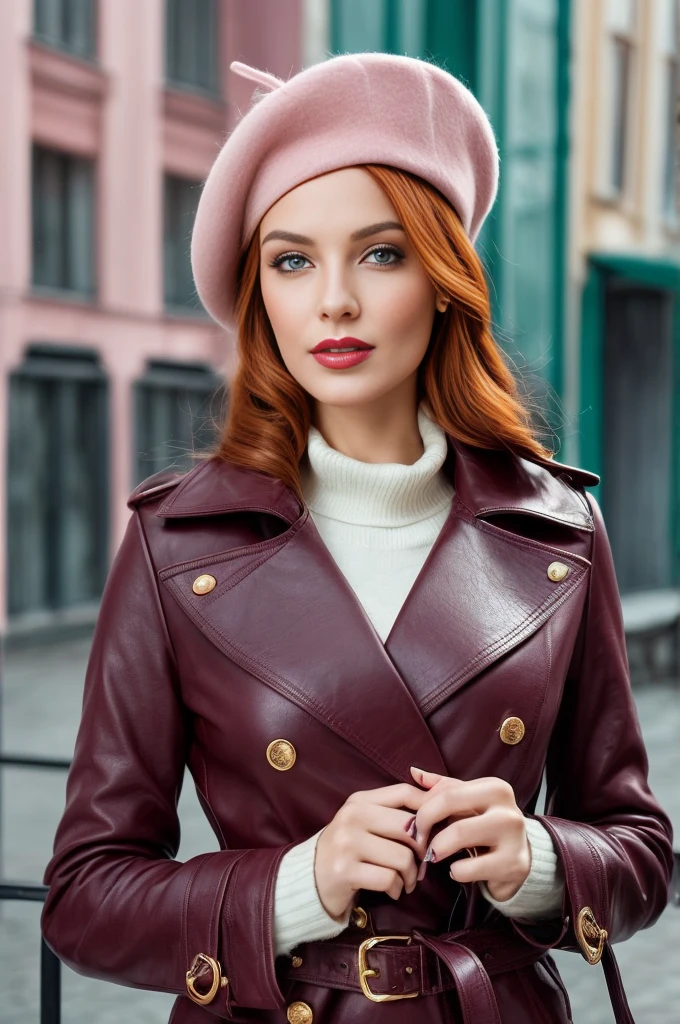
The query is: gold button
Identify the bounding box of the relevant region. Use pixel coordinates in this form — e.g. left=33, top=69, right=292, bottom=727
left=192, top=574, right=216, bottom=595
left=291, top=955, right=303, bottom=968
left=547, top=561, right=570, bottom=582
left=350, top=906, right=368, bottom=929
left=500, top=717, right=525, bottom=745
left=287, top=1002, right=313, bottom=1024
left=266, top=738, right=296, bottom=770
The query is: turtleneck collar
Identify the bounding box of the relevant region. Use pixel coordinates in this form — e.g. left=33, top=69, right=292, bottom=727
left=300, top=402, right=455, bottom=528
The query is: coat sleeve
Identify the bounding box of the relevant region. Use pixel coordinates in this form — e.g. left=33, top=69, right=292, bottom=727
left=41, top=507, right=290, bottom=1016
left=513, top=491, right=674, bottom=957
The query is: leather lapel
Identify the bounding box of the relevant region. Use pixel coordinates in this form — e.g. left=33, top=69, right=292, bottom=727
left=382, top=437, right=594, bottom=714
left=383, top=497, right=590, bottom=716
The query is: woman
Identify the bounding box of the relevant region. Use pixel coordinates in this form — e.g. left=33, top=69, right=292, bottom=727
left=41, top=54, right=673, bottom=1023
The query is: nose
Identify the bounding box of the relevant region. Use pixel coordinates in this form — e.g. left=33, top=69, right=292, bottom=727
left=316, top=266, right=360, bottom=322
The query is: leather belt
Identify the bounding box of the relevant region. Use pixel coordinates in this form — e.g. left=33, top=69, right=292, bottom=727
left=285, top=925, right=548, bottom=1023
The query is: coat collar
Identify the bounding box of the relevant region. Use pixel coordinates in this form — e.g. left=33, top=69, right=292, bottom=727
left=155, top=436, right=598, bottom=532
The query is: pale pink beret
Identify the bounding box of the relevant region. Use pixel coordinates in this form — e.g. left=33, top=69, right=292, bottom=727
left=191, top=52, right=499, bottom=331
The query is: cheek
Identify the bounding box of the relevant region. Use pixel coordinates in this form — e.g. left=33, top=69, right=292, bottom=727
left=379, top=275, right=435, bottom=345
left=260, top=279, right=305, bottom=351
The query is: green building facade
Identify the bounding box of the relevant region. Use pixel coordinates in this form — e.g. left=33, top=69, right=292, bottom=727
left=331, top=0, right=571, bottom=442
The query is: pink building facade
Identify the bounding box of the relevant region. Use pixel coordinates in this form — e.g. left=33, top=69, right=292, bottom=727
left=0, top=0, right=305, bottom=637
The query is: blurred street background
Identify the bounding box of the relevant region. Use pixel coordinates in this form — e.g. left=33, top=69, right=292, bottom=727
left=1, top=0, right=679, bottom=1022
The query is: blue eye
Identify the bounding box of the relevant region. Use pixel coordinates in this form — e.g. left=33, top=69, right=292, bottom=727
left=270, top=253, right=310, bottom=273
left=364, top=246, right=403, bottom=265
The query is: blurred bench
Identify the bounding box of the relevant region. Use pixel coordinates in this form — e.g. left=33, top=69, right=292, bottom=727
left=622, top=589, right=680, bottom=686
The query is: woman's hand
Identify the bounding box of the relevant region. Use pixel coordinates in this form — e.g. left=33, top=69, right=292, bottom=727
left=314, top=783, right=430, bottom=919
left=410, top=767, right=531, bottom=902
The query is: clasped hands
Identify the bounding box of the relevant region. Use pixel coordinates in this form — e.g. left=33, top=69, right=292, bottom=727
left=407, top=767, right=531, bottom=899
left=314, top=766, right=532, bottom=920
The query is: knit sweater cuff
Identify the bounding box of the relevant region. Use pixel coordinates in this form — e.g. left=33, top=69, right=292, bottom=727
left=273, top=828, right=352, bottom=956
left=478, top=817, right=565, bottom=920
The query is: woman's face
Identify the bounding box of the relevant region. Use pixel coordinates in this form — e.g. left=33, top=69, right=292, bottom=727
left=258, top=167, right=439, bottom=414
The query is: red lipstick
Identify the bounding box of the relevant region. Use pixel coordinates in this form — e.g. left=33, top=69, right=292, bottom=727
left=310, top=337, right=374, bottom=369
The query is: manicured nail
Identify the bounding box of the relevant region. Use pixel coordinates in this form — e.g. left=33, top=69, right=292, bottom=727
left=403, top=815, right=416, bottom=834
left=424, top=845, right=437, bottom=864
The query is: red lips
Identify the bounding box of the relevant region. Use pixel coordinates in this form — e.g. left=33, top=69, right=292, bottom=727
left=310, top=337, right=374, bottom=353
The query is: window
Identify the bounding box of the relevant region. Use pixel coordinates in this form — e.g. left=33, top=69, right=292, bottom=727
left=603, top=0, right=638, bottom=196
left=7, top=346, right=108, bottom=618
left=662, top=0, right=680, bottom=219
left=32, top=145, right=96, bottom=297
left=165, top=0, right=219, bottom=94
left=164, top=174, right=204, bottom=313
left=134, top=360, right=225, bottom=484
left=33, top=0, right=97, bottom=60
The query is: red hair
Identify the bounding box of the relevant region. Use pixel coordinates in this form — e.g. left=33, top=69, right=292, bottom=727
left=205, top=165, right=555, bottom=504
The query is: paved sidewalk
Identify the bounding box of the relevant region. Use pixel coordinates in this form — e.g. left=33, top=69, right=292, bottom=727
left=0, top=638, right=678, bottom=1023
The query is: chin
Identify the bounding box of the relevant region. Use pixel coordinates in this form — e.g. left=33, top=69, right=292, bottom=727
left=303, top=381, right=396, bottom=410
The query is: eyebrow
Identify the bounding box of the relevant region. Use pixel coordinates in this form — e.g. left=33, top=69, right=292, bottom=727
left=260, top=220, right=405, bottom=247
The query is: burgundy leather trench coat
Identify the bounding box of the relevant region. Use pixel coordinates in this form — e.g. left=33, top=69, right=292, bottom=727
left=41, top=434, right=674, bottom=1024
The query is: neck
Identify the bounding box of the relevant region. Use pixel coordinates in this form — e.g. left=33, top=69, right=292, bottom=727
left=300, top=401, right=454, bottom=528
left=310, top=391, right=424, bottom=465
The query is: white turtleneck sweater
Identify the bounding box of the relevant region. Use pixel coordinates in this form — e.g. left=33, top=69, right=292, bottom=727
left=272, top=403, right=565, bottom=956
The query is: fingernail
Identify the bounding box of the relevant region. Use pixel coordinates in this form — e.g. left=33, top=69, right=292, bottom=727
left=410, top=820, right=419, bottom=840
left=403, top=815, right=416, bottom=834
left=417, top=859, right=427, bottom=882
left=424, top=845, right=437, bottom=864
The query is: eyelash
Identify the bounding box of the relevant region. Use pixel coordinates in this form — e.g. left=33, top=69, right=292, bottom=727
left=268, top=244, right=405, bottom=274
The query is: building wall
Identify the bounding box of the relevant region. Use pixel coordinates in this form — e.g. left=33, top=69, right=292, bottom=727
left=568, top=0, right=680, bottom=593
left=0, top=0, right=304, bottom=634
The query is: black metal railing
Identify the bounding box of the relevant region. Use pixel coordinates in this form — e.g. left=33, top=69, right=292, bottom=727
left=0, top=880, right=61, bottom=1024
left=0, top=750, right=71, bottom=1024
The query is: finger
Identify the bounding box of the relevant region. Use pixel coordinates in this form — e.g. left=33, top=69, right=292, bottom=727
left=356, top=832, right=420, bottom=894
left=447, top=848, right=519, bottom=886
left=415, top=777, right=515, bottom=839
left=351, top=862, right=405, bottom=900
left=413, top=792, right=481, bottom=848
left=410, top=766, right=462, bottom=789
left=426, top=807, right=518, bottom=862
left=350, top=782, right=433, bottom=812
left=345, top=802, right=424, bottom=855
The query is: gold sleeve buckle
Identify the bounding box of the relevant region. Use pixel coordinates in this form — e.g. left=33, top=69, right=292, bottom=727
left=186, top=953, right=229, bottom=1005
left=357, top=935, right=419, bottom=1002
left=575, top=906, right=608, bottom=965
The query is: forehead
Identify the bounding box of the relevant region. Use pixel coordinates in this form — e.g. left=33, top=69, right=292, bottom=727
left=259, top=167, right=397, bottom=235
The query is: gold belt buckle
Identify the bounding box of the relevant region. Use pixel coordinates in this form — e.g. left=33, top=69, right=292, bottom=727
left=357, top=935, right=419, bottom=1002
